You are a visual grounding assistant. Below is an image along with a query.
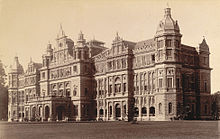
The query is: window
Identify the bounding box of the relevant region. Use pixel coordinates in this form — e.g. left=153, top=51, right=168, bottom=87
left=159, top=103, right=162, bottom=114
left=109, top=85, right=112, bottom=93
left=99, top=109, right=104, bottom=116
left=74, top=105, right=78, bottom=116
left=159, top=78, right=163, bottom=88
left=78, top=50, right=81, bottom=59
left=42, top=72, right=45, bottom=79
left=176, top=78, right=180, bottom=89
left=157, top=40, right=163, bottom=48
left=109, top=106, right=112, bottom=116
left=149, top=107, right=155, bottom=116
left=166, top=39, right=172, bottom=47
left=204, top=81, right=207, bottom=92
left=123, top=83, right=126, bottom=92
left=141, top=107, right=147, bottom=116
left=151, top=54, right=155, bottom=63
left=166, top=50, right=172, bottom=57
left=124, top=105, right=126, bottom=115
left=73, top=66, right=77, bottom=72
left=134, top=107, right=139, bottom=117
left=73, top=89, right=77, bottom=96
left=144, top=85, right=147, bottom=91
left=158, top=50, right=163, bottom=59
left=167, top=78, right=173, bottom=88
left=168, top=102, right=172, bottom=114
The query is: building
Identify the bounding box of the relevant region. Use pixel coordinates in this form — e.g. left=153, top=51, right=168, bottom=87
left=8, top=7, right=212, bottom=122
left=211, top=91, right=220, bottom=120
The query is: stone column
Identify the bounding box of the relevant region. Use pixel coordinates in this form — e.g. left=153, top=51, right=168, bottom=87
left=138, top=97, right=142, bottom=120
left=112, top=76, right=115, bottom=96
left=29, top=106, right=31, bottom=121
left=147, top=96, right=150, bottom=120
left=97, top=101, right=99, bottom=121
left=112, top=101, right=115, bottom=120
left=106, top=101, right=109, bottom=120
left=120, top=101, right=123, bottom=119
left=49, top=103, right=53, bottom=121
left=139, top=73, right=141, bottom=95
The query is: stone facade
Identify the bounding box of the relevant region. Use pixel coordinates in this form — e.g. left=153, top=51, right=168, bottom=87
left=8, top=8, right=212, bottom=122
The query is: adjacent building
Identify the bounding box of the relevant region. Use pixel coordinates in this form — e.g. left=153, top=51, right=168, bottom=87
left=8, top=7, right=212, bottom=122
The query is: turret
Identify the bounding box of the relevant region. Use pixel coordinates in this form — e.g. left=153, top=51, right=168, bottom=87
left=42, top=42, right=53, bottom=67
left=197, top=37, right=210, bottom=68
left=75, top=31, right=89, bottom=60
left=155, top=7, right=182, bottom=63
left=8, top=56, right=23, bottom=122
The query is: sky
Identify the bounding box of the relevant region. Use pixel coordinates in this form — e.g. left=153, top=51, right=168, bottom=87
left=0, top=0, right=220, bottom=93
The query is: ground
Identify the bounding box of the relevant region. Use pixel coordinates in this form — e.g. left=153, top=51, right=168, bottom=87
left=0, top=121, right=219, bottom=139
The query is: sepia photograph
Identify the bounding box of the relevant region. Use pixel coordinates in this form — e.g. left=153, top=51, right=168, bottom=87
left=0, top=0, right=219, bottom=138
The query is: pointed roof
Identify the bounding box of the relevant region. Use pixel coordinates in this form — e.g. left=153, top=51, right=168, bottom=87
left=57, top=24, right=66, bottom=39
left=155, top=7, right=181, bottom=37
left=9, top=56, right=24, bottom=74
left=199, top=37, right=209, bottom=52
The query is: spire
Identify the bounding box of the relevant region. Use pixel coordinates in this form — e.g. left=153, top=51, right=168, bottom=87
left=10, top=56, right=23, bottom=73
left=115, top=31, right=121, bottom=41
left=57, top=24, right=66, bottom=38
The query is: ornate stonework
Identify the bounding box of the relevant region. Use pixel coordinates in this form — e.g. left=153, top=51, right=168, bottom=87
left=8, top=8, right=212, bottom=122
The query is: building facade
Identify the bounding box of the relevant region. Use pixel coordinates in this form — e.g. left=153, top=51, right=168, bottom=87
left=8, top=8, right=212, bottom=122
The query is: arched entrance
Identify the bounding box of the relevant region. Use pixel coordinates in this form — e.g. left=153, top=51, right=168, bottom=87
left=56, top=106, right=65, bottom=121
left=45, top=106, right=50, bottom=121
left=115, top=104, right=121, bottom=118
left=32, top=107, right=36, bottom=121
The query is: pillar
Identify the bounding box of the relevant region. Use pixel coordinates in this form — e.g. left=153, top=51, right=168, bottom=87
left=112, top=101, right=115, bottom=120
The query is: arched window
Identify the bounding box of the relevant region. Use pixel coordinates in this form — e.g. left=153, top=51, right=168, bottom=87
left=115, top=77, right=121, bottom=93
left=150, top=107, right=155, bottom=116
left=109, top=106, right=112, bottom=116
left=134, top=107, right=139, bottom=117
left=141, top=107, right=147, bottom=116
left=99, top=109, right=104, bottom=116
left=168, top=102, right=172, bottom=114
left=159, top=103, right=162, bottom=114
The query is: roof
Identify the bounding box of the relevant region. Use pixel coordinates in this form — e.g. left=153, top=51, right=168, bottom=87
left=134, top=38, right=156, bottom=50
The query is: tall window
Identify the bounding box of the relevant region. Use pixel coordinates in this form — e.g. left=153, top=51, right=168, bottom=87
left=166, top=39, right=172, bottom=47
left=74, top=105, right=78, bottom=116
left=151, top=54, right=155, bottom=63
left=109, top=106, right=112, bottom=116
left=159, top=103, right=162, bottom=114
left=204, top=81, right=207, bottom=92
left=123, top=83, right=126, bottom=92
left=159, top=78, right=163, bottom=88
left=204, top=105, right=208, bottom=114
left=109, top=85, right=112, bottom=93
left=168, top=102, right=172, bottom=114
left=167, top=78, right=173, bottom=88
left=176, top=78, right=180, bottom=89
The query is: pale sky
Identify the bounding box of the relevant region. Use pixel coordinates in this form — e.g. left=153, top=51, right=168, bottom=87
left=0, top=0, right=220, bottom=93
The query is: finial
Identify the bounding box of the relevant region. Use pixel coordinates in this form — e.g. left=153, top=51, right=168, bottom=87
left=167, top=2, right=169, bottom=8
left=30, top=57, right=32, bottom=62
left=116, top=31, right=119, bottom=37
